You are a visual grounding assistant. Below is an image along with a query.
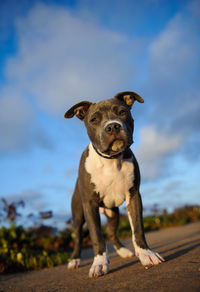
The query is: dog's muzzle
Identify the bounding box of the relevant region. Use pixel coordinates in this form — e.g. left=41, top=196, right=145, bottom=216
left=92, top=120, right=131, bottom=159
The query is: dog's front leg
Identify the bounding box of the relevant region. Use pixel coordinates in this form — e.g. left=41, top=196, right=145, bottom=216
left=83, top=200, right=109, bottom=277
left=126, top=190, right=165, bottom=268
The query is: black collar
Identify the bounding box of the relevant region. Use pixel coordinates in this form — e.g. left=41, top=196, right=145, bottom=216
left=92, top=144, right=123, bottom=159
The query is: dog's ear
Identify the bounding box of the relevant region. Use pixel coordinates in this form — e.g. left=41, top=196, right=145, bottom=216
left=64, top=101, right=92, bottom=120
left=114, top=91, right=144, bottom=108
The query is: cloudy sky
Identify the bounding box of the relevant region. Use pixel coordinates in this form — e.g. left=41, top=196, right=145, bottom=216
left=0, top=0, right=199, bottom=228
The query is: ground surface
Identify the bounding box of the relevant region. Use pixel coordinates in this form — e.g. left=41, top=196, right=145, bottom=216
left=0, top=222, right=200, bottom=292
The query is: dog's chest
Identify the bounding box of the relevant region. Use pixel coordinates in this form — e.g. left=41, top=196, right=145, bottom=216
left=85, top=144, right=134, bottom=208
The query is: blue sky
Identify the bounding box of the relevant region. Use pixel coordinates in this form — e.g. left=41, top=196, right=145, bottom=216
left=0, top=0, right=200, bottom=228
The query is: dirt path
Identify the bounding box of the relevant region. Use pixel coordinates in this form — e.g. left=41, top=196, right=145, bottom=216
left=1, top=222, right=200, bottom=292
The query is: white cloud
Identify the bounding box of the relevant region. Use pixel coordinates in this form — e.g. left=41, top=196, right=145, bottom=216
left=5, top=3, right=137, bottom=115
left=143, top=4, right=200, bottom=163
left=149, top=12, right=199, bottom=90
left=135, top=126, right=182, bottom=179
left=0, top=90, right=33, bottom=152
left=1, top=1, right=199, bottom=162
left=146, top=6, right=200, bottom=115
left=136, top=126, right=182, bottom=163
left=0, top=3, right=140, bottom=153
left=0, top=87, right=52, bottom=154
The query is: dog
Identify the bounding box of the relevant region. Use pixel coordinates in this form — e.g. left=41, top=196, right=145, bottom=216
left=64, top=91, right=164, bottom=277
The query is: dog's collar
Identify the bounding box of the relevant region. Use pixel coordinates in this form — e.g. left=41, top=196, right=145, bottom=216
left=92, top=144, right=123, bottom=159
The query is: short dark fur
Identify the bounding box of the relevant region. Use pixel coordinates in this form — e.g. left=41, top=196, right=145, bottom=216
left=70, top=147, right=148, bottom=259
left=64, top=91, right=152, bottom=269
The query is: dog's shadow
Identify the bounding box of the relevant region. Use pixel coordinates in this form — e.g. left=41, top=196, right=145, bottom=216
left=80, top=238, right=200, bottom=273
left=163, top=240, right=200, bottom=262
left=110, top=239, right=200, bottom=274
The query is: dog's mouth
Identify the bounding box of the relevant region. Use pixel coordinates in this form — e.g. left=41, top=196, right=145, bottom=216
left=109, top=139, right=125, bottom=152
left=101, top=138, right=130, bottom=157
left=92, top=128, right=133, bottom=158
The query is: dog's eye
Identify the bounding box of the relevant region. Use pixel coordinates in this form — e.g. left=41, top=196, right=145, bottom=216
left=119, top=109, right=126, bottom=115
left=90, top=117, right=97, bottom=123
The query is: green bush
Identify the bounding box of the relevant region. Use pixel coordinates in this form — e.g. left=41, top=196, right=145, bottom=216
left=0, top=225, right=70, bottom=273
left=117, top=205, right=200, bottom=237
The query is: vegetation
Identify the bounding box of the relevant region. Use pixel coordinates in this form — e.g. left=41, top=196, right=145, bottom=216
left=0, top=224, right=71, bottom=273
left=117, top=205, right=200, bottom=238
left=0, top=198, right=199, bottom=274
left=0, top=198, right=71, bottom=273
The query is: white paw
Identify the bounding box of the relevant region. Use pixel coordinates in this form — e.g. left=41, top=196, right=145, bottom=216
left=67, top=258, right=80, bottom=270
left=116, top=247, right=134, bottom=258
left=136, top=248, right=165, bottom=267
left=89, top=252, right=109, bottom=278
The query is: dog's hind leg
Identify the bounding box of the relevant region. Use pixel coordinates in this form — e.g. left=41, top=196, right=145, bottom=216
left=68, top=181, right=85, bottom=270
left=105, top=207, right=134, bottom=258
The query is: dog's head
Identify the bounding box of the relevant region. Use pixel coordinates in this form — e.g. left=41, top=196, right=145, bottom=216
left=64, top=91, right=144, bottom=158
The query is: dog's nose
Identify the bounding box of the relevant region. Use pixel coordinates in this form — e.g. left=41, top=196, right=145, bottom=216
left=105, top=122, right=121, bottom=135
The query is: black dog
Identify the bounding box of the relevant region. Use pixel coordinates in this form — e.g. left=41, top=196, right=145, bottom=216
left=64, top=91, right=164, bottom=277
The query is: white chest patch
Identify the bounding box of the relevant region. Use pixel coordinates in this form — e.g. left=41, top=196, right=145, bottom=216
left=85, top=143, right=134, bottom=208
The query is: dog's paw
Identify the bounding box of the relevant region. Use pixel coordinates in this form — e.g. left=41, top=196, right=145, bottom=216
left=136, top=248, right=165, bottom=268
left=67, top=258, right=80, bottom=270
left=116, top=247, right=134, bottom=258
left=89, top=263, right=109, bottom=278
left=89, top=252, right=109, bottom=278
